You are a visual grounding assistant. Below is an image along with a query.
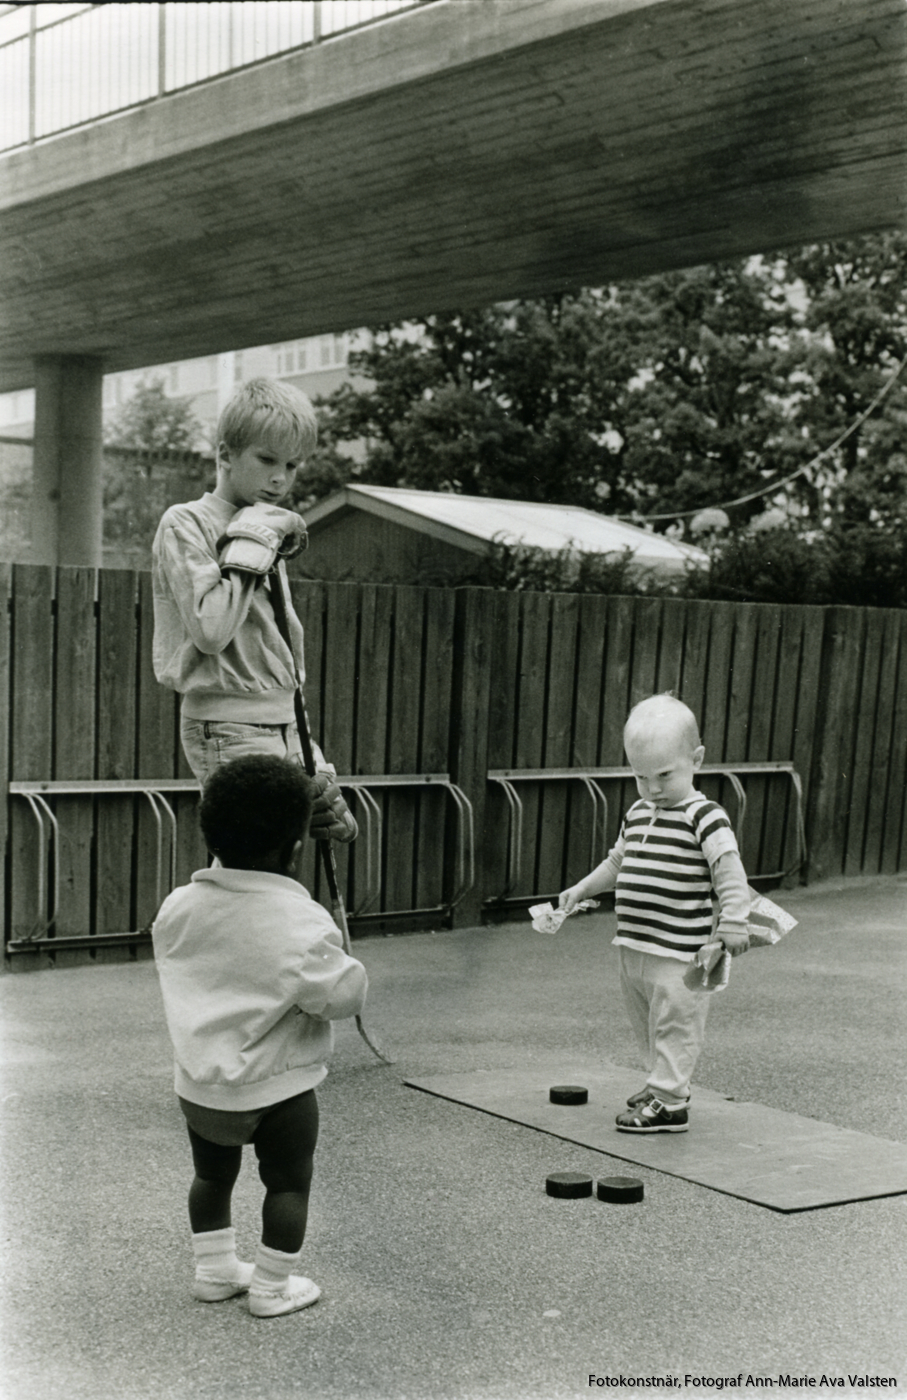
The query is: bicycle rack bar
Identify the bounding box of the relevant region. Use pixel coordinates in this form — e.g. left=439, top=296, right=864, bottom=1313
left=336, top=774, right=476, bottom=914
left=580, top=777, right=609, bottom=871
left=142, top=790, right=178, bottom=912
left=20, top=792, right=60, bottom=941
left=487, top=775, right=523, bottom=898
left=485, top=763, right=806, bottom=903
left=345, top=785, right=382, bottom=916
left=445, top=782, right=476, bottom=907
left=10, top=780, right=192, bottom=944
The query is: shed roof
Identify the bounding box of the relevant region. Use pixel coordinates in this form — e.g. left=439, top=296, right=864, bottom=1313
left=303, top=485, right=707, bottom=575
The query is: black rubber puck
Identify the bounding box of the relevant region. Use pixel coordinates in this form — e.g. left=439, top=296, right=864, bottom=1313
left=549, top=1084, right=588, bottom=1105
left=546, top=1172, right=593, bottom=1199
left=597, top=1175, right=645, bottom=1203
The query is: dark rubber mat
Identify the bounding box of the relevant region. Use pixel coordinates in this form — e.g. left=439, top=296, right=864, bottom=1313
left=405, top=1061, right=907, bottom=1212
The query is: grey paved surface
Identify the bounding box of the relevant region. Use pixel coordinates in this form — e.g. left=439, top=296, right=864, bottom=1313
left=1, top=875, right=906, bottom=1400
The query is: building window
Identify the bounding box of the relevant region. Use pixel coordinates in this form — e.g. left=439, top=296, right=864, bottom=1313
left=318, top=333, right=348, bottom=369
left=272, top=341, right=308, bottom=376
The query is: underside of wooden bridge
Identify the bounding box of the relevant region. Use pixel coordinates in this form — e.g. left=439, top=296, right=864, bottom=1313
left=0, top=0, right=903, bottom=564
left=0, top=0, right=904, bottom=392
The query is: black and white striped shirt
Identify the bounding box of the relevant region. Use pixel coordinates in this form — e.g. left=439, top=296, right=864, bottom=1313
left=612, top=794, right=740, bottom=960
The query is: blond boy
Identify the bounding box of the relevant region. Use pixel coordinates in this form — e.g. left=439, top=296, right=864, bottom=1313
left=560, top=694, right=750, bottom=1132
left=152, top=377, right=355, bottom=839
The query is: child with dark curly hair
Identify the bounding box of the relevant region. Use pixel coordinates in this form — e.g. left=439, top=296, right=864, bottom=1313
left=152, top=754, right=367, bottom=1318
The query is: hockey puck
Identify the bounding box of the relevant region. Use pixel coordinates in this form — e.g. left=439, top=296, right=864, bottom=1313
left=597, top=1175, right=644, bottom=1204
left=546, top=1172, right=593, bottom=1199
left=549, top=1084, right=588, bottom=1106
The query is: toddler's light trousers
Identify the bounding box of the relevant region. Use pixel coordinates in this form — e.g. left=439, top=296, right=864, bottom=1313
left=618, top=946, right=710, bottom=1104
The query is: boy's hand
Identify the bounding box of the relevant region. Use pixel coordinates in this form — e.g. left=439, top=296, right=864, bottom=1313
left=718, top=927, right=750, bottom=956
left=218, top=504, right=307, bottom=576
left=309, top=773, right=358, bottom=843
left=558, top=885, right=585, bottom=915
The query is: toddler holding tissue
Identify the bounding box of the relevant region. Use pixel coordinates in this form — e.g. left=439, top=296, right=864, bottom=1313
left=559, top=694, right=750, bottom=1134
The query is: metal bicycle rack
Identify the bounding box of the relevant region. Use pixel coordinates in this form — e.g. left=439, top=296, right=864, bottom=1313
left=7, top=778, right=199, bottom=949
left=487, top=768, right=612, bottom=900
left=7, top=771, right=476, bottom=951
left=487, top=762, right=805, bottom=902
left=338, top=773, right=475, bottom=919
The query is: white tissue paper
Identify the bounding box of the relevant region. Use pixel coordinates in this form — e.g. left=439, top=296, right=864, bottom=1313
left=746, top=889, right=798, bottom=945
left=529, top=900, right=599, bottom=934
left=685, top=888, right=799, bottom=993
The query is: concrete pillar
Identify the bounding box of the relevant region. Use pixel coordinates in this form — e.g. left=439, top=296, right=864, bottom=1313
left=31, top=354, right=104, bottom=567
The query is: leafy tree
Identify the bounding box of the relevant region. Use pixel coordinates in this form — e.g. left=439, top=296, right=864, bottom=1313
left=312, top=234, right=907, bottom=536
left=104, top=377, right=204, bottom=455
left=782, top=236, right=907, bottom=533
left=102, top=378, right=211, bottom=566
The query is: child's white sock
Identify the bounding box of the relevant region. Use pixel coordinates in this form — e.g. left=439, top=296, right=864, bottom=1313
left=191, top=1227, right=254, bottom=1302
left=249, top=1242, right=300, bottom=1292
left=248, top=1243, right=321, bottom=1317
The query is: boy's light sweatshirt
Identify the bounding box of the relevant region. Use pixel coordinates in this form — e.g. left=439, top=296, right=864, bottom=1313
left=152, top=867, right=368, bottom=1111
left=152, top=492, right=307, bottom=722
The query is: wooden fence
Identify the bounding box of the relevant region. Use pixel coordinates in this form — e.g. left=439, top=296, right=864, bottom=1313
left=2, top=564, right=906, bottom=968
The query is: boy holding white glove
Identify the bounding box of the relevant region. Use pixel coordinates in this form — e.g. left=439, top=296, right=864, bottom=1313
left=152, top=377, right=356, bottom=842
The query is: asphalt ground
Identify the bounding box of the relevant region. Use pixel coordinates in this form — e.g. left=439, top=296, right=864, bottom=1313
left=1, top=874, right=905, bottom=1400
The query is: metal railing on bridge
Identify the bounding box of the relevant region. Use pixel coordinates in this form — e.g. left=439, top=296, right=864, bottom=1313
left=0, top=1, right=436, bottom=154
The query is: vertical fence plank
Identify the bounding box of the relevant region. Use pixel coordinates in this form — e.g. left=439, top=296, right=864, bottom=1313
left=136, top=572, right=190, bottom=936
left=628, top=597, right=661, bottom=705
left=719, top=604, right=757, bottom=861
left=289, top=577, right=325, bottom=899
left=745, top=607, right=782, bottom=877
left=95, top=570, right=139, bottom=947
left=351, top=583, right=393, bottom=917
left=450, top=588, right=497, bottom=926
left=843, top=608, right=887, bottom=876
left=483, top=591, right=521, bottom=907
left=881, top=612, right=907, bottom=874
left=9, top=565, right=55, bottom=966
left=700, top=601, right=735, bottom=762
left=52, top=567, right=97, bottom=966
left=319, top=583, right=360, bottom=912
left=513, top=592, right=550, bottom=899
left=416, top=588, right=455, bottom=912
left=807, top=607, right=865, bottom=882
left=565, top=593, right=610, bottom=887
left=599, top=595, right=637, bottom=851
left=788, top=605, right=825, bottom=883
left=766, top=606, right=807, bottom=883
left=678, top=599, right=711, bottom=730
left=385, top=587, right=424, bottom=915
left=535, top=592, right=579, bottom=898
left=862, top=610, right=902, bottom=875
left=656, top=598, right=686, bottom=696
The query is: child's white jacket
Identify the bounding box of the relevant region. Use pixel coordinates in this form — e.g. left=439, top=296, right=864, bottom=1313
left=152, top=867, right=368, bottom=1111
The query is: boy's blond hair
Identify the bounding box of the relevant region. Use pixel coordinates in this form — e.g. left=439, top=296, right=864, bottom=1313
left=624, top=693, right=701, bottom=753
left=217, top=377, right=318, bottom=459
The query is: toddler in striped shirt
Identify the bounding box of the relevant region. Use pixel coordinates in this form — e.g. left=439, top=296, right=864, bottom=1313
left=559, top=694, right=750, bottom=1134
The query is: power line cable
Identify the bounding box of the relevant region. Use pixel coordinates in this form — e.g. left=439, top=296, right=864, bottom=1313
left=619, top=353, right=907, bottom=525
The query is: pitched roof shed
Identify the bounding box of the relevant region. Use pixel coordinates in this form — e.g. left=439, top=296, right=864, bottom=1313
left=296, top=484, right=707, bottom=585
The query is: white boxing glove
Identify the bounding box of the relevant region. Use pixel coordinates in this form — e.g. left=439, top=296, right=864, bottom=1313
left=308, top=772, right=359, bottom=843
left=218, top=504, right=307, bottom=577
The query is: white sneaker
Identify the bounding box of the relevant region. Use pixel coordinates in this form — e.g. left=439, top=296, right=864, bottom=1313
left=192, top=1262, right=255, bottom=1302
left=248, top=1275, right=321, bottom=1318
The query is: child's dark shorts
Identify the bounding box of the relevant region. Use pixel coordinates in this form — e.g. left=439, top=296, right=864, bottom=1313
left=178, top=1091, right=314, bottom=1147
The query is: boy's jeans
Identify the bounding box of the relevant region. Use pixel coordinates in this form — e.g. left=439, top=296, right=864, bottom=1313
left=618, top=946, right=710, bottom=1104
left=181, top=716, right=328, bottom=789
